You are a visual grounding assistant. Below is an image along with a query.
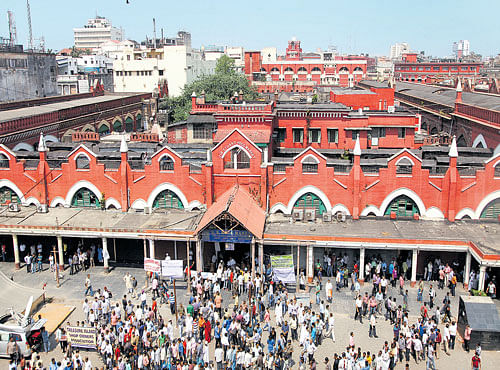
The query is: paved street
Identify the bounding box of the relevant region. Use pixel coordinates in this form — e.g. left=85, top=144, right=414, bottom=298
left=0, top=262, right=498, bottom=369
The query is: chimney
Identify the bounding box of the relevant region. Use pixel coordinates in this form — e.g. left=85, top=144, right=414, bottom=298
left=200, top=90, right=206, bottom=105
left=455, top=79, right=462, bottom=103
left=191, top=91, right=197, bottom=109
left=238, top=90, right=243, bottom=102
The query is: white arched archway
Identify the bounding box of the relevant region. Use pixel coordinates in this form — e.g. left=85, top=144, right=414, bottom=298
left=286, top=185, right=332, bottom=215
left=331, top=203, right=351, bottom=216
left=472, top=134, right=487, bottom=149
left=146, top=183, right=189, bottom=209
left=131, top=198, right=147, bottom=210
left=456, top=207, right=475, bottom=220
left=65, top=180, right=102, bottom=207
left=50, top=196, right=66, bottom=208
left=221, top=144, right=254, bottom=160
left=105, top=197, right=121, bottom=210
left=24, top=196, right=41, bottom=207
left=12, top=142, right=34, bottom=152
left=378, top=188, right=426, bottom=217
left=395, top=156, right=415, bottom=166
left=187, top=200, right=203, bottom=211
left=425, top=207, right=445, bottom=220
left=157, top=153, right=176, bottom=164
left=44, top=135, right=59, bottom=143
left=360, top=205, right=380, bottom=217
left=270, top=202, right=288, bottom=214
left=300, top=154, right=320, bottom=164
left=475, top=190, right=500, bottom=219
left=0, top=179, right=25, bottom=204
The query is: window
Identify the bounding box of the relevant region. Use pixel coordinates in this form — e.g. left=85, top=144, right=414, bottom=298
left=352, top=130, right=359, bottom=140
left=71, top=188, right=100, bottom=208
left=193, top=125, right=211, bottom=139
left=277, top=128, right=286, bottom=143
left=224, top=148, right=250, bottom=169
left=273, top=164, right=287, bottom=173
left=293, top=128, right=304, bottom=143
left=308, top=128, right=321, bottom=143
left=159, top=70, right=164, bottom=76
left=470, top=66, right=476, bottom=71
left=432, top=66, right=440, bottom=71
left=75, top=155, right=90, bottom=169
left=425, top=67, right=431, bottom=71
left=327, top=129, right=338, bottom=143
left=398, top=128, right=406, bottom=139
left=396, top=158, right=413, bottom=174
left=0, top=153, right=9, bottom=168
left=302, top=163, right=318, bottom=173
left=0, top=187, right=19, bottom=205
left=461, top=67, right=468, bottom=71
left=159, top=156, right=174, bottom=171
left=451, top=67, right=458, bottom=71
left=495, top=165, right=500, bottom=177
left=384, top=195, right=419, bottom=217
left=153, top=190, right=184, bottom=209
left=442, top=67, right=449, bottom=71
left=372, top=127, right=386, bottom=138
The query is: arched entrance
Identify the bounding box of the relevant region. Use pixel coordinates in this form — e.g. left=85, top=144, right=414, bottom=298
left=98, top=123, right=110, bottom=135
left=125, top=117, right=134, bottom=132
left=480, top=198, right=500, bottom=219
left=384, top=195, right=420, bottom=217
left=0, top=187, right=20, bottom=205
left=71, top=187, right=100, bottom=208
left=113, top=119, right=123, bottom=132
left=457, top=135, right=467, bottom=147
left=293, top=192, right=327, bottom=215
left=153, top=190, right=184, bottom=209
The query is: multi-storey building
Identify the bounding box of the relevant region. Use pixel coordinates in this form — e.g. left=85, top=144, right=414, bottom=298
left=390, top=43, right=410, bottom=60
left=73, top=16, right=123, bottom=50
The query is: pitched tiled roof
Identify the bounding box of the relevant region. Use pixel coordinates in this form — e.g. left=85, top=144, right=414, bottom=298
left=195, top=185, right=266, bottom=239
left=213, top=128, right=271, bottom=143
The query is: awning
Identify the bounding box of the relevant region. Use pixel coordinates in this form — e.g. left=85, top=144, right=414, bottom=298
left=195, top=185, right=266, bottom=239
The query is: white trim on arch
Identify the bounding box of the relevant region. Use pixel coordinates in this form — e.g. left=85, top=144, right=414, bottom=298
left=105, top=197, right=122, bottom=210
left=131, top=198, right=147, bottom=210
left=455, top=207, right=475, bottom=220
left=74, top=152, right=92, bottom=163
left=44, top=134, right=59, bottom=143
left=50, top=196, right=66, bottom=208
left=0, top=179, right=25, bottom=204
left=0, top=144, right=16, bottom=158
left=12, top=142, right=34, bottom=152
left=300, top=154, right=320, bottom=164
left=24, top=196, right=41, bottom=207
left=331, top=203, right=351, bottom=216
left=187, top=200, right=203, bottom=211
left=286, top=185, right=332, bottom=215
left=157, top=153, right=176, bottom=164
left=472, top=134, right=487, bottom=149
left=474, top=190, right=500, bottom=219
left=269, top=202, right=287, bottom=214
left=360, top=205, right=380, bottom=217
left=221, top=144, right=253, bottom=160
left=494, top=144, right=500, bottom=157
left=395, top=156, right=415, bottom=166
left=424, top=207, right=445, bottom=220
left=65, top=180, right=102, bottom=207
left=146, top=183, right=188, bottom=209
left=378, top=188, right=426, bottom=217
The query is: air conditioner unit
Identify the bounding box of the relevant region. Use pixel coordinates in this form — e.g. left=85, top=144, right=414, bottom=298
left=371, top=137, right=379, bottom=146
left=388, top=106, right=395, bottom=113
left=8, top=203, right=20, bottom=212
left=336, top=211, right=346, bottom=222
left=292, top=209, right=304, bottom=222
left=143, top=206, right=151, bottom=215
left=37, top=204, right=48, bottom=213
left=305, top=209, right=316, bottom=222
left=322, top=212, right=332, bottom=222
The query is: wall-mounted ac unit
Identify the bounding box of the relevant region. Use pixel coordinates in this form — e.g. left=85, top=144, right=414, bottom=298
left=371, top=137, right=379, bottom=146
left=143, top=206, right=151, bottom=215
left=336, top=211, right=346, bottom=222
left=322, top=212, right=332, bottom=222
left=37, top=204, right=48, bottom=213
left=305, top=209, right=316, bottom=222
left=8, top=203, right=20, bottom=212
left=292, top=209, right=304, bottom=221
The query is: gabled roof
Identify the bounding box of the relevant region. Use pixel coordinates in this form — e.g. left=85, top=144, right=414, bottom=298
left=214, top=128, right=271, bottom=144
left=211, top=128, right=262, bottom=153
left=195, top=185, right=266, bottom=239
left=293, top=146, right=327, bottom=161
left=0, top=144, right=17, bottom=158
left=388, top=148, right=422, bottom=163
left=67, top=144, right=97, bottom=159
left=151, top=145, right=182, bottom=160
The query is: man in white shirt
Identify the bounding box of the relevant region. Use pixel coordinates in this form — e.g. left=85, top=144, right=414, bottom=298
left=214, top=345, right=224, bottom=369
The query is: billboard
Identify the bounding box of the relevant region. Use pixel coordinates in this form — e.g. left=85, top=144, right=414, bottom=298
left=66, top=326, right=97, bottom=349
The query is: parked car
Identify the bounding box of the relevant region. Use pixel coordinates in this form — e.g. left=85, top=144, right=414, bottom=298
left=0, top=314, right=46, bottom=358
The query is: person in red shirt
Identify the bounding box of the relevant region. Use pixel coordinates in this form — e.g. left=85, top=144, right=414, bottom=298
left=471, top=353, right=481, bottom=370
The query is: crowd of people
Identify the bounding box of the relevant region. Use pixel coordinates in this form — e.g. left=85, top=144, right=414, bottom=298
left=4, top=251, right=494, bottom=370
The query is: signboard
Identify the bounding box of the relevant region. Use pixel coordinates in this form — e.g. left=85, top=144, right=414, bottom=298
left=77, top=79, right=89, bottom=93
left=270, top=255, right=295, bottom=284
left=201, top=229, right=252, bottom=243
left=161, top=260, right=184, bottom=279
left=66, top=326, right=97, bottom=349
left=144, top=258, right=161, bottom=273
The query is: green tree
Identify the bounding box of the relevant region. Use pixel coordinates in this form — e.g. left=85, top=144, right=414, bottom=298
left=159, top=56, right=258, bottom=122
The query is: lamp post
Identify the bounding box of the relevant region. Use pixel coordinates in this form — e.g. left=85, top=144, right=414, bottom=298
left=52, top=246, right=60, bottom=288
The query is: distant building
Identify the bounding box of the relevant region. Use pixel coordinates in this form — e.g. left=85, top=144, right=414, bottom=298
left=0, top=44, right=57, bottom=102
left=73, top=16, right=124, bottom=50
left=390, top=43, right=410, bottom=60
left=453, top=40, right=470, bottom=58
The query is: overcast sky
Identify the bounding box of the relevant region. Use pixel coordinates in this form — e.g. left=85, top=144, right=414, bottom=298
left=1, top=0, right=499, bottom=57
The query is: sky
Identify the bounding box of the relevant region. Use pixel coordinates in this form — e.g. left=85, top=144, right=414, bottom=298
left=1, top=0, right=499, bottom=57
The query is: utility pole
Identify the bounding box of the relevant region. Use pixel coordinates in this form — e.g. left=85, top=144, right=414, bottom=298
left=7, top=11, right=17, bottom=47
left=26, top=0, right=33, bottom=51
left=52, top=246, right=60, bottom=288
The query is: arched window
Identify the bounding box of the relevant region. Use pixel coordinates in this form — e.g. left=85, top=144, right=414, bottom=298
left=284, top=67, right=293, bottom=73
left=0, top=187, right=19, bottom=205
left=71, top=188, right=100, bottom=208
left=302, top=156, right=319, bottom=173
left=224, top=147, right=250, bottom=169
left=125, top=117, right=134, bottom=132
left=298, top=67, right=307, bottom=72
left=457, top=135, right=467, bottom=147
left=113, top=120, right=123, bottom=132
left=0, top=153, right=9, bottom=168
left=480, top=198, right=500, bottom=219
left=430, top=127, right=438, bottom=135
left=75, top=154, right=90, bottom=169
left=293, top=192, right=326, bottom=215
left=384, top=195, right=419, bottom=217
left=311, top=67, right=321, bottom=72
left=396, top=158, right=413, bottom=174
left=270, top=67, right=279, bottom=73
left=495, top=163, right=500, bottom=177
left=159, top=155, right=174, bottom=171
left=98, top=123, right=110, bottom=134
left=353, top=67, right=363, bottom=72
left=153, top=189, right=184, bottom=209
left=339, top=67, right=349, bottom=73
left=260, top=67, right=267, bottom=72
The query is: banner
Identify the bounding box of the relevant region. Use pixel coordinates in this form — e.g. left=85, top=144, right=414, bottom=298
left=144, top=258, right=161, bottom=273
left=66, top=326, right=97, bottom=349
left=270, top=255, right=294, bottom=269
left=270, top=255, right=295, bottom=284
left=161, top=260, right=184, bottom=278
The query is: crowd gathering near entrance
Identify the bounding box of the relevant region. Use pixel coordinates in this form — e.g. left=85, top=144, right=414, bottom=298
left=3, top=246, right=497, bottom=370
